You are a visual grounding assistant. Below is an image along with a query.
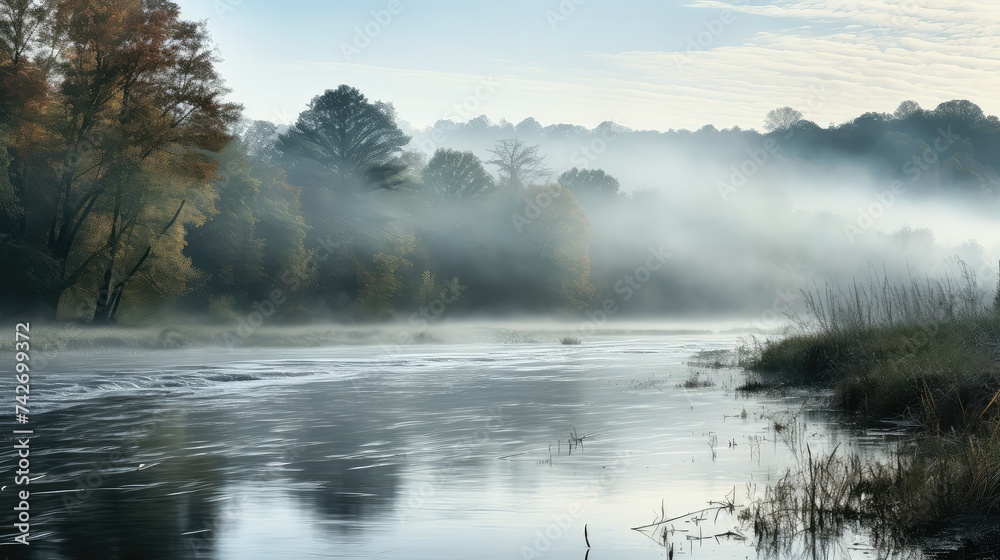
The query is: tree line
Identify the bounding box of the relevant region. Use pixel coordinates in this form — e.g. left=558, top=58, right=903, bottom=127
left=2, top=0, right=997, bottom=324
left=0, top=0, right=599, bottom=322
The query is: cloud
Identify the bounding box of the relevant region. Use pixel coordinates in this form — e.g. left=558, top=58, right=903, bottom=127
left=237, top=0, right=1000, bottom=132
left=688, top=0, right=1000, bottom=40
left=592, top=0, right=1000, bottom=127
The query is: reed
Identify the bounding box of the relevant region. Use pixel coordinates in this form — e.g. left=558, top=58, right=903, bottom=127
left=742, top=260, right=1000, bottom=550
left=743, top=260, right=1000, bottom=429
left=748, top=421, right=1000, bottom=549
left=679, top=371, right=715, bottom=389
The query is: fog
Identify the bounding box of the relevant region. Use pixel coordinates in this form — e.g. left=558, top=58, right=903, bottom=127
left=390, top=106, right=1000, bottom=329
left=5, top=64, right=999, bottom=331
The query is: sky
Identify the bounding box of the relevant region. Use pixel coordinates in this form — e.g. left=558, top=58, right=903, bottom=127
left=172, top=0, right=1000, bottom=132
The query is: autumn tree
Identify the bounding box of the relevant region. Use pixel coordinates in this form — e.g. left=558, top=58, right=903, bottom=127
left=1, top=0, right=239, bottom=320
left=0, top=0, right=45, bottom=67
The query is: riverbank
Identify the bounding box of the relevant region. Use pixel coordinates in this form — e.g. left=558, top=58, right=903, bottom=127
left=747, top=312, right=1000, bottom=430
left=740, top=301, right=1000, bottom=547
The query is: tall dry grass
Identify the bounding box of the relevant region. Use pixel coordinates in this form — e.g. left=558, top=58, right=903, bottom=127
left=742, top=260, right=1000, bottom=551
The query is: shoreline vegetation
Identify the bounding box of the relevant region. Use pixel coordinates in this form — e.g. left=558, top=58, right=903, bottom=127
left=738, top=263, right=1000, bottom=554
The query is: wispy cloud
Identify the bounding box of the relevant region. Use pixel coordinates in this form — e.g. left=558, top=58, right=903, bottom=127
left=592, top=0, right=1000, bottom=127
left=220, top=0, right=1000, bottom=131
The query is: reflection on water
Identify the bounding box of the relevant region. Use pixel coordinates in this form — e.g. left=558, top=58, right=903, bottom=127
left=0, top=335, right=929, bottom=559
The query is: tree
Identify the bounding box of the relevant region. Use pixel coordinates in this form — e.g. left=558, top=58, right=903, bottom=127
left=467, top=114, right=491, bottom=129
left=0, top=0, right=239, bottom=321
left=557, top=168, right=620, bottom=200
left=515, top=184, right=594, bottom=310
left=893, top=100, right=921, bottom=120
left=763, top=106, right=803, bottom=132
left=489, top=184, right=594, bottom=311
left=931, top=99, right=985, bottom=123
left=185, top=123, right=310, bottom=313
left=487, top=139, right=551, bottom=190
left=0, top=0, right=45, bottom=66
left=994, top=260, right=1000, bottom=314
left=278, top=85, right=411, bottom=193
left=515, top=117, right=542, bottom=137
left=423, top=148, right=494, bottom=201
left=239, top=121, right=311, bottom=300
left=185, top=139, right=266, bottom=307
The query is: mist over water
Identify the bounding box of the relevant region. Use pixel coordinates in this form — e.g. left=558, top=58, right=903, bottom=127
left=0, top=334, right=933, bottom=560
left=3, top=1, right=1000, bottom=558
left=399, top=113, right=1000, bottom=328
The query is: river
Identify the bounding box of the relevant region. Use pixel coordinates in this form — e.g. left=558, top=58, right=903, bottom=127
left=0, top=332, right=932, bottom=559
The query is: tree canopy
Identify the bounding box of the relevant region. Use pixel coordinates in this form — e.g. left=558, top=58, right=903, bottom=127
left=558, top=168, right=621, bottom=200
left=278, top=85, right=411, bottom=193
left=423, top=148, right=495, bottom=201
left=0, top=0, right=240, bottom=321
left=487, top=139, right=551, bottom=190
left=763, top=106, right=803, bottom=132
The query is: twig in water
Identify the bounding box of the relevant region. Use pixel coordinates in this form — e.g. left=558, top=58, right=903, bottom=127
left=497, top=452, right=526, bottom=460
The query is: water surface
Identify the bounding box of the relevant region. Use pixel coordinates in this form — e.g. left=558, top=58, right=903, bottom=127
left=0, top=333, right=920, bottom=559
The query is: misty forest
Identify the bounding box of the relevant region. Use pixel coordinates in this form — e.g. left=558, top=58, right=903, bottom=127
left=3, top=2, right=1000, bottom=326
left=4, top=1, right=1000, bottom=559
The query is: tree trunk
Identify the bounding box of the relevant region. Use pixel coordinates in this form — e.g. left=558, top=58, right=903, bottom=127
left=90, top=200, right=185, bottom=323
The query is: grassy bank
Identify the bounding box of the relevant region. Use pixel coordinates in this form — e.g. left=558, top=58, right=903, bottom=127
left=748, top=313, right=1000, bottom=430
left=741, top=265, right=1000, bottom=545
left=746, top=263, right=1000, bottom=430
